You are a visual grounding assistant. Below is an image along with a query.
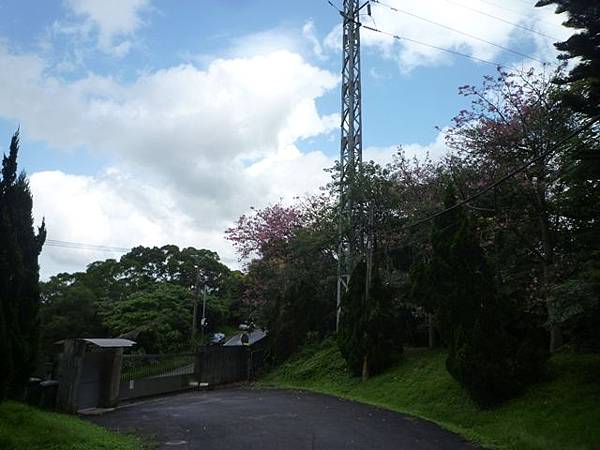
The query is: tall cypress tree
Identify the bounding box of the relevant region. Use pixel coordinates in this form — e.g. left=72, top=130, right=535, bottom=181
left=0, top=130, right=46, bottom=401
left=426, top=185, right=547, bottom=406
left=536, top=0, right=600, bottom=117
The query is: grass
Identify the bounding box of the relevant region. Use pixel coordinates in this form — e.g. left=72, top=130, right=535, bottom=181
left=0, top=401, right=147, bottom=450
left=260, top=339, right=600, bottom=450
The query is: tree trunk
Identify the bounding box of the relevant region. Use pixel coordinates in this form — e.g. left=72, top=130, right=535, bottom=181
left=533, top=166, right=563, bottom=352
left=361, top=355, right=369, bottom=382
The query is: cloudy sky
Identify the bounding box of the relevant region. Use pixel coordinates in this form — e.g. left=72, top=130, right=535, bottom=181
left=0, top=0, right=571, bottom=278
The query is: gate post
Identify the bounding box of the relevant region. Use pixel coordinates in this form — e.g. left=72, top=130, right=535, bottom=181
left=56, top=339, right=86, bottom=414
left=194, top=347, right=205, bottom=384
left=102, top=348, right=123, bottom=408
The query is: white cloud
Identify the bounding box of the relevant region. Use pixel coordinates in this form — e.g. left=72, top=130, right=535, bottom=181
left=302, top=21, right=325, bottom=60
left=226, top=21, right=329, bottom=61
left=364, top=130, right=450, bottom=165
left=0, top=44, right=339, bottom=277
left=30, top=145, right=335, bottom=278
left=324, top=0, right=573, bottom=71
left=58, top=0, right=150, bottom=56
left=30, top=169, right=238, bottom=278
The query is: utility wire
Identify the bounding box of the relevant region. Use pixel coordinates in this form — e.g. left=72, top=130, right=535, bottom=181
left=44, top=239, right=130, bottom=253
left=371, top=0, right=551, bottom=65
left=326, top=0, right=506, bottom=67
left=323, top=0, right=596, bottom=232
left=443, top=0, right=561, bottom=41
left=403, top=117, right=599, bottom=229
left=362, top=24, right=503, bottom=67
left=478, top=0, right=562, bottom=29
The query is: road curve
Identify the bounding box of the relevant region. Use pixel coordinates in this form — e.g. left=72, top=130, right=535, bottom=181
left=88, top=387, right=480, bottom=450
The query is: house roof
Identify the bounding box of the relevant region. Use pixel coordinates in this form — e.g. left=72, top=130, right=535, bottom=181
left=80, top=338, right=136, bottom=348
left=223, top=329, right=266, bottom=346
left=55, top=338, right=137, bottom=348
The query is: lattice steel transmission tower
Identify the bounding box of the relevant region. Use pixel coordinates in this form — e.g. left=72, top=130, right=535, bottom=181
left=336, top=0, right=368, bottom=331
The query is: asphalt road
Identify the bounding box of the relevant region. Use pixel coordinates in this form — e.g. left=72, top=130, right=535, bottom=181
left=88, top=387, right=479, bottom=450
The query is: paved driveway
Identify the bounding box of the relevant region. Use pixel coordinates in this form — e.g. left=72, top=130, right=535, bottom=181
left=88, top=387, right=479, bottom=450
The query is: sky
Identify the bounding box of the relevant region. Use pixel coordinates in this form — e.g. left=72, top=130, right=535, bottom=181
left=0, top=0, right=572, bottom=278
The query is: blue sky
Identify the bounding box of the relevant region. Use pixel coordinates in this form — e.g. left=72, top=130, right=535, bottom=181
left=0, top=0, right=570, bottom=277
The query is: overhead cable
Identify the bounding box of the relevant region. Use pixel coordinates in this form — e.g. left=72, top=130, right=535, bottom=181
left=443, top=0, right=561, bottom=41
left=327, top=0, right=505, bottom=67
left=403, top=117, right=599, bottom=229
left=371, top=0, right=552, bottom=65
left=44, top=239, right=130, bottom=253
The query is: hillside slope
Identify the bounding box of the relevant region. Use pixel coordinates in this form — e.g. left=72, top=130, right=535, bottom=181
left=261, top=340, right=600, bottom=450
left=0, top=401, right=146, bottom=450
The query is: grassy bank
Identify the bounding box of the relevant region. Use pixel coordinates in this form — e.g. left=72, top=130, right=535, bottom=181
left=260, top=339, right=600, bottom=450
left=0, top=401, right=146, bottom=450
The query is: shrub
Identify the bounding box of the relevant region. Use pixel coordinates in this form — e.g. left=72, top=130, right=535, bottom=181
left=446, top=297, right=548, bottom=407
left=337, top=262, right=402, bottom=379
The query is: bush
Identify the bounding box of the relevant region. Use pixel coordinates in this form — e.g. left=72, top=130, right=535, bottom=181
left=446, top=297, right=548, bottom=407
left=416, top=185, right=548, bottom=406
left=550, top=259, right=600, bottom=352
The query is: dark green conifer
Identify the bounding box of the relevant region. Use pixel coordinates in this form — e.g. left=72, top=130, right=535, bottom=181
left=536, top=0, right=600, bottom=117
left=427, top=185, right=547, bottom=406
left=0, top=130, right=46, bottom=401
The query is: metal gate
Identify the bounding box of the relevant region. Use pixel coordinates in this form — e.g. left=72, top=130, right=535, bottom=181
left=119, top=353, right=197, bottom=401
left=78, top=349, right=112, bottom=409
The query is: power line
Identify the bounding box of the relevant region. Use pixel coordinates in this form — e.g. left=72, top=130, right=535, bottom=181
left=403, top=117, right=599, bottom=229
left=322, top=0, right=597, bottom=237
left=371, top=0, right=551, bottom=65
left=363, top=23, right=504, bottom=67
left=478, top=0, right=562, bottom=29
left=326, top=0, right=505, bottom=67
left=44, top=239, right=130, bottom=253
left=443, top=0, right=561, bottom=41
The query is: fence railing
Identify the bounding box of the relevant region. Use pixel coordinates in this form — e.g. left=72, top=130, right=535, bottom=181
left=118, top=342, right=268, bottom=401
left=121, top=353, right=195, bottom=381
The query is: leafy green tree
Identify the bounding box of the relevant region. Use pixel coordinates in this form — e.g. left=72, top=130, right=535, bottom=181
left=0, top=130, right=46, bottom=400
left=100, top=283, right=193, bottom=353
left=227, top=198, right=337, bottom=361
left=337, top=261, right=399, bottom=380
left=550, top=119, right=600, bottom=350
left=333, top=161, right=407, bottom=380
left=445, top=67, right=583, bottom=351
left=38, top=244, right=238, bottom=354
left=265, top=224, right=337, bottom=362
left=39, top=273, right=105, bottom=353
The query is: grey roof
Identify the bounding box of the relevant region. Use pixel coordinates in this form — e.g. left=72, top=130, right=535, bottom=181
left=81, top=338, right=136, bottom=348
left=223, top=329, right=266, bottom=346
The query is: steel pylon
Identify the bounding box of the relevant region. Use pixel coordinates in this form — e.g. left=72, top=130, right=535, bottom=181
left=336, top=0, right=364, bottom=331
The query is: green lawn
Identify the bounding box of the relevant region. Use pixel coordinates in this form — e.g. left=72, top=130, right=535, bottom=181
left=260, top=339, right=600, bottom=450
left=0, top=401, right=146, bottom=450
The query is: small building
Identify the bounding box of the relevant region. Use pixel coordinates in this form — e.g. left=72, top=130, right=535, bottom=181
left=56, top=338, right=135, bottom=413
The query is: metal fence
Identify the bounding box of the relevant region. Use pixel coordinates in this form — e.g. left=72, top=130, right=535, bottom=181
left=118, top=343, right=267, bottom=402
left=120, top=353, right=195, bottom=381
left=119, top=353, right=197, bottom=401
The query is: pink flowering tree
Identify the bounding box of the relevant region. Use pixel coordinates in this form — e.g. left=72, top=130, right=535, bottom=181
left=224, top=202, right=305, bottom=317
left=225, top=199, right=337, bottom=359
left=444, top=65, right=585, bottom=352
left=225, top=203, right=305, bottom=261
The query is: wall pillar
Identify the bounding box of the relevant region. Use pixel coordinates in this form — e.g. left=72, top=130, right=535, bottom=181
left=56, top=339, right=86, bottom=414
left=102, top=348, right=123, bottom=408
